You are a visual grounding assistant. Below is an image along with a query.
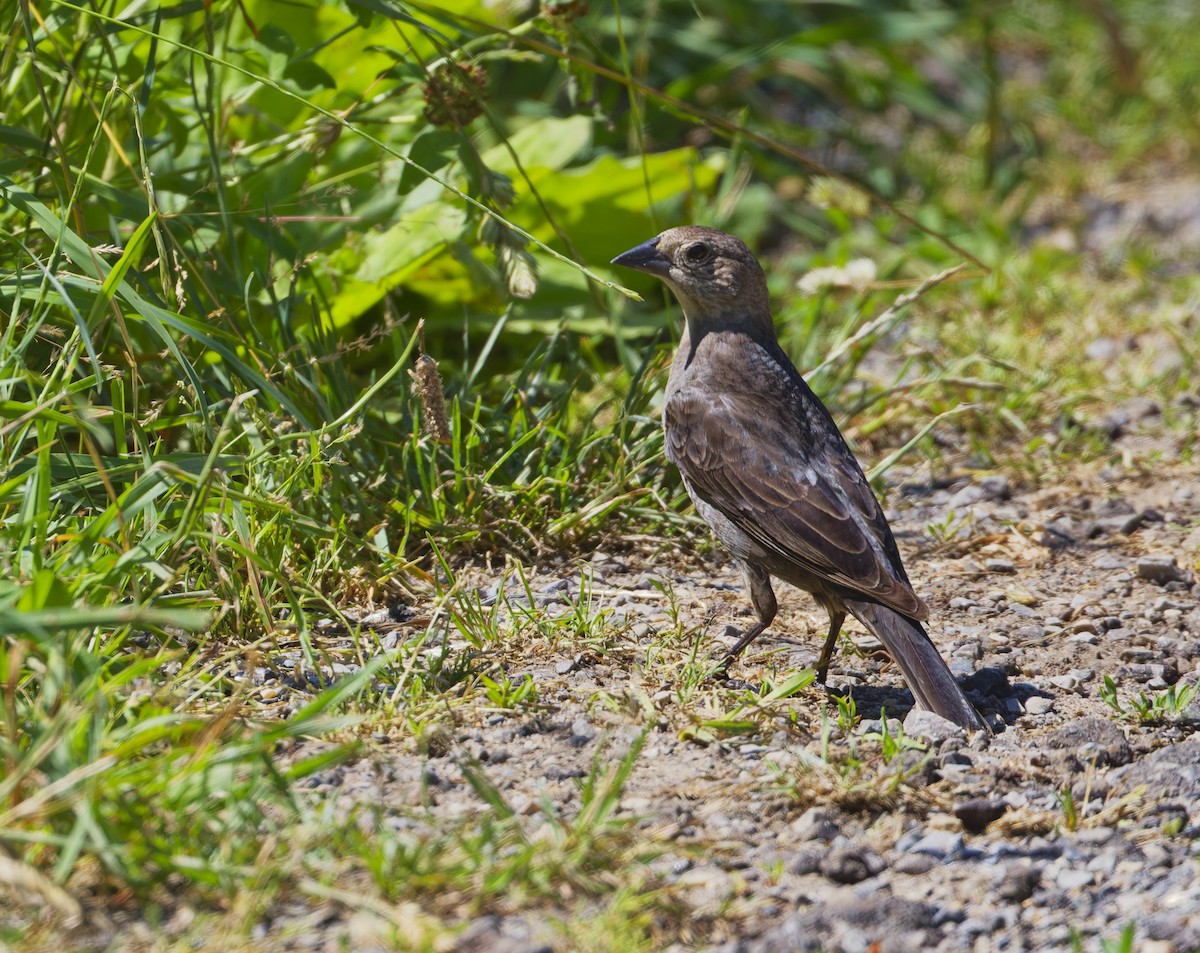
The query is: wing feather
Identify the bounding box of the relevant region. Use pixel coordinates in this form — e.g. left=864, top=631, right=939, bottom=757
left=665, top=384, right=927, bottom=620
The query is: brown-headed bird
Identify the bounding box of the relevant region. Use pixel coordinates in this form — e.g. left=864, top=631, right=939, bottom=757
left=612, top=226, right=985, bottom=733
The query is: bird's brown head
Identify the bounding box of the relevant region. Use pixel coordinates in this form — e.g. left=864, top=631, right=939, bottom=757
left=611, top=226, right=772, bottom=333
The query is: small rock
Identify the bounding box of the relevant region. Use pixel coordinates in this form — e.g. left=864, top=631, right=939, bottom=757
left=1121, top=662, right=1169, bottom=684
left=1024, top=696, right=1054, bottom=715
left=947, top=484, right=986, bottom=509
left=1138, top=555, right=1190, bottom=586
left=1040, top=519, right=1078, bottom=548
left=568, top=716, right=597, bottom=746
left=1111, top=736, right=1200, bottom=801
left=1056, top=867, right=1095, bottom=890
left=1049, top=673, right=1082, bottom=693
left=996, top=863, right=1042, bottom=903
left=954, top=799, right=1008, bottom=834
left=905, top=830, right=964, bottom=859
left=1044, top=716, right=1133, bottom=766
left=673, top=866, right=736, bottom=909
left=819, top=846, right=885, bottom=884
left=949, top=658, right=975, bottom=678
left=904, top=709, right=966, bottom=743
left=985, top=558, right=1016, bottom=574
left=555, top=656, right=582, bottom=675
left=789, top=849, right=823, bottom=876
left=1085, top=337, right=1121, bottom=361
left=1075, top=826, right=1116, bottom=845
left=791, top=807, right=839, bottom=842
left=893, top=853, right=939, bottom=875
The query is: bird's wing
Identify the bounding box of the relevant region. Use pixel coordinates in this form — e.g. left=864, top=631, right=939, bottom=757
left=665, top=385, right=928, bottom=620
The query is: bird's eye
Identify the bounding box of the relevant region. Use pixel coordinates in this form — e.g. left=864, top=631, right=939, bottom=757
left=684, top=242, right=710, bottom=264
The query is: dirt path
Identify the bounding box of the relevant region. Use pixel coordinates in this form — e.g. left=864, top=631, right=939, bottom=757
left=289, top=407, right=1200, bottom=953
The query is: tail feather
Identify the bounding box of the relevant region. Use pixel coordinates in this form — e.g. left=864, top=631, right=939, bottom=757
left=844, top=599, right=987, bottom=733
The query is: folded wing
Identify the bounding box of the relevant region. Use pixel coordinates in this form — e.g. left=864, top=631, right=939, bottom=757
left=665, top=385, right=928, bottom=621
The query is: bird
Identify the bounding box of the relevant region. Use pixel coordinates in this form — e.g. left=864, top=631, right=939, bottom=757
left=611, top=226, right=986, bottom=733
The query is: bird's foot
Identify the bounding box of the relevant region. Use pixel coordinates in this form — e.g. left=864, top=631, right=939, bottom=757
left=704, top=656, right=758, bottom=692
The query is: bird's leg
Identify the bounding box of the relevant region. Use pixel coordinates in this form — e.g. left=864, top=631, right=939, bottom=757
left=722, top=562, right=777, bottom=663
left=814, top=609, right=846, bottom=684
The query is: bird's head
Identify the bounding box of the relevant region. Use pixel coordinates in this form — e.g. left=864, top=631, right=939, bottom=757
left=611, top=226, right=771, bottom=333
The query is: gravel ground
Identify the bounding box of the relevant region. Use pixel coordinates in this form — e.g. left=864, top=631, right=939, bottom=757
left=41, top=176, right=1200, bottom=953
left=258, top=401, right=1200, bottom=953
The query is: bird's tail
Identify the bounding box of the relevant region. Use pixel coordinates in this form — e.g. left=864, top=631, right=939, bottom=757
left=844, top=599, right=987, bottom=733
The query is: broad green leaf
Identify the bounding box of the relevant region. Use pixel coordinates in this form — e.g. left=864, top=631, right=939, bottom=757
left=328, top=203, right=468, bottom=325
left=481, top=115, right=594, bottom=175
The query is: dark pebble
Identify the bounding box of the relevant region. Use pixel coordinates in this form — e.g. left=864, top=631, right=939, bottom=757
left=819, top=846, right=884, bottom=884
left=997, top=863, right=1042, bottom=902
left=954, top=798, right=1008, bottom=834
left=543, top=763, right=585, bottom=780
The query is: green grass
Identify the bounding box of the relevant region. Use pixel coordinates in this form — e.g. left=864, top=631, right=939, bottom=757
left=3, top=0, right=1200, bottom=948
left=1100, top=675, right=1200, bottom=725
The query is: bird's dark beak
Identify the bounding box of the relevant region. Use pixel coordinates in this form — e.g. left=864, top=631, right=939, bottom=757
left=611, top=237, right=671, bottom=278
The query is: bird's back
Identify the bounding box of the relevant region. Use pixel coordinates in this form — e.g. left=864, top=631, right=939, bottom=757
left=664, top=323, right=926, bottom=620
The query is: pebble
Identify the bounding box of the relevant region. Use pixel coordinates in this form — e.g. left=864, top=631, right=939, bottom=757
left=904, top=830, right=965, bottom=859
left=568, top=716, right=596, bottom=746
left=949, top=658, right=975, bottom=677
left=1049, top=673, right=1082, bottom=692
left=904, top=709, right=966, bottom=743
left=1121, top=662, right=1168, bottom=683
left=1137, top=555, right=1190, bottom=585
left=791, top=807, right=839, bottom=842
left=892, top=852, right=939, bottom=874
left=246, top=467, right=1200, bottom=953
left=1086, top=337, right=1120, bottom=361
left=789, top=849, right=823, bottom=876
left=555, top=656, right=581, bottom=675
left=954, top=798, right=1008, bottom=833
left=819, top=846, right=884, bottom=884
left=1056, top=867, right=1096, bottom=890
left=997, top=864, right=1042, bottom=902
